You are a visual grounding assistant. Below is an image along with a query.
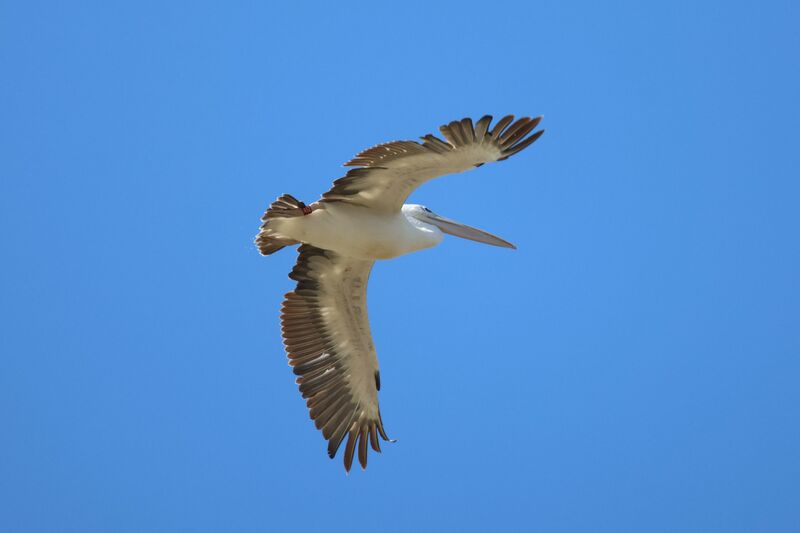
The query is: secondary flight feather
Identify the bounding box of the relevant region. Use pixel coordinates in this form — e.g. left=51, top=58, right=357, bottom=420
left=256, top=114, right=544, bottom=472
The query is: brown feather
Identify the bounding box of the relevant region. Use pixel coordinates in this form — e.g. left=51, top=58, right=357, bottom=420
left=499, top=117, right=534, bottom=146
left=358, top=428, right=369, bottom=469
left=312, top=394, right=350, bottom=429
left=343, top=431, right=358, bottom=472
left=474, top=115, right=492, bottom=142
left=296, top=362, right=339, bottom=383
left=490, top=114, right=514, bottom=138
left=369, top=425, right=381, bottom=452
left=438, top=124, right=458, bottom=147
left=421, top=134, right=452, bottom=151
left=499, top=129, right=544, bottom=160
left=290, top=356, right=334, bottom=376
left=448, top=120, right=467, bottom=146
left=281, top=322, right=324, bottom=335
left=326, top=408, right=355, bottom=450
left=460, top=117, right=476, bottom=143
left=298, top=373, right=344, bottom=398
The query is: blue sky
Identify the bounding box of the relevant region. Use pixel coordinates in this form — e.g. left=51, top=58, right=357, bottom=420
left=2, top=1, right=799, bottom=531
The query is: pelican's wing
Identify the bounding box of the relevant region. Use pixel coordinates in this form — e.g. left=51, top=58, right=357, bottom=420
left=320, top=115, right=544, bottom=212
left=281, top=244, right=390, bottom=472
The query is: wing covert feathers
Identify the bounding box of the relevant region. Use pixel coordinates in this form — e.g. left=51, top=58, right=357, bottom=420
left=320, top=114, right=543, bottom=211
left=281, top=245, right=390, bottom=472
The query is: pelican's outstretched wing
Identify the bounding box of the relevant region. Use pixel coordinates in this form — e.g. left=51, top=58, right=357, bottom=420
left=320, top=115, right=544, bottom=212
left=281, top=245, right=390, bottom=472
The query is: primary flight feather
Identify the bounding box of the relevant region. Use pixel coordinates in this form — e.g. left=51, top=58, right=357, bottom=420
left=256, top=114, right=544, bottom=472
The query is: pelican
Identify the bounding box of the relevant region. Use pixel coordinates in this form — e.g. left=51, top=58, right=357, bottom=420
left=256, top=115, right=544, bottom=471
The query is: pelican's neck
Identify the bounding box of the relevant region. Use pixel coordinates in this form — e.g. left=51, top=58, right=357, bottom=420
left=403, top=210, right=443, bottom=249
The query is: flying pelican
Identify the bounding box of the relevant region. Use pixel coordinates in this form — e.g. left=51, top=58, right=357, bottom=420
left=256, top=114, right=544, bottom=472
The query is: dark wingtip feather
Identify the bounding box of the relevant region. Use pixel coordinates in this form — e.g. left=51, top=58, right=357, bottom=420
left=489, top=115, right=514, bottom=138
left=460, top=117, right=475, bottom=143
left=358, top=429, right=368, bottom=470
left=498, top=128, right=545, bottom=160
left=343, top=431, right=357, bottom=473
left=474, top=115, right=492, bottom=141
left=369, top=426, right=381, bottom=453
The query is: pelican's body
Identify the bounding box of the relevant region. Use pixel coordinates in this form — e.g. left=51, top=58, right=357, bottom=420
left=256, top=114, right=544, bottom=472
left=268, top=203, right=442, bottom=260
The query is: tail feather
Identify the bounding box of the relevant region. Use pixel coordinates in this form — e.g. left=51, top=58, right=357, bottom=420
left=265, top=194, right=308, bottom=219
left=256, top=235, right=291, bottom=255
left=255, top=194, right=305, bottom=256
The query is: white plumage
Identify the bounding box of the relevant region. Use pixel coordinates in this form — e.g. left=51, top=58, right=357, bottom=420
left=268, top=203, right=443, bottom=260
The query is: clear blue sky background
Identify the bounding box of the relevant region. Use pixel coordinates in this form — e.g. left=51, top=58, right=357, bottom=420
left=2, top=1, right=798, bottom=532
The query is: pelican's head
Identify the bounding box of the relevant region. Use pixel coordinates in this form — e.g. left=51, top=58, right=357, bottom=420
left=402, top=204, right=516, bottom=249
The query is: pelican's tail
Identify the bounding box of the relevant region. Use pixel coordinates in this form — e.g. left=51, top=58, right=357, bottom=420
left=264, top=194, right=310, bottom=219
left=255, top=194, right=306, bottom=255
